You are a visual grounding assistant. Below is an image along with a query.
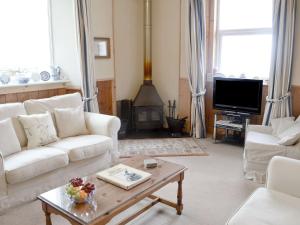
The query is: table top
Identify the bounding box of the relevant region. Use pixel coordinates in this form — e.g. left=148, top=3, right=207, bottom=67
left=38, top=156, right=186, bottom=225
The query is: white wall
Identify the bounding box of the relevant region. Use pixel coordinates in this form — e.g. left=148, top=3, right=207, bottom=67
left=292, top=1, right=300, bottom=85
left=91, top=0, right=115, bottom=80
left=152, top=0, right=181, bottom=115
left=51, top=0, right=81, bottom=87
left=114, top=0, right=143, bottom=100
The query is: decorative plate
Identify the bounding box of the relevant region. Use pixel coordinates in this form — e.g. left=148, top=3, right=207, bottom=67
left=40, top=71, right=50, bottom=81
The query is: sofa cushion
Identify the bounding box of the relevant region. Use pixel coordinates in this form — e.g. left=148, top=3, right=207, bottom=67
left=47, top=135, right=112, bottom=162
left=0, top=103, right=27, bottom=147
left=227, top=188, right=300, bottom=225
left=54, top=106, right=89, bottom=138
left=0, top=119, right=22, bottom=157
left=18, top=112, right=58, bottom=148
left=24, top=93, right=82, bottom=115
left=4, top=147, right=69, bottom=184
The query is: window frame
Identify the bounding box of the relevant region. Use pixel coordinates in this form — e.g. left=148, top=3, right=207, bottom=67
left=214, top=0, right=273, bottom=79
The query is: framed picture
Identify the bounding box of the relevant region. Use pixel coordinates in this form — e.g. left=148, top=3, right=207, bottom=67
left=94, top=38, right=111, bottom=59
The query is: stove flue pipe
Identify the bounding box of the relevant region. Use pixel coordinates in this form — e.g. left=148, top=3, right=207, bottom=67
left=144, top=0, right=152, bottom=84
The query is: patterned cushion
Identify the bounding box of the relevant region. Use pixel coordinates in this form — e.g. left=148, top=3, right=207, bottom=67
left=18, top=112, right=58, bottom=148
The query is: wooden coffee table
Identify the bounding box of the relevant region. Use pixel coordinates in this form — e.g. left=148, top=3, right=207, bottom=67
left=38, top=156, right=186, bottom=225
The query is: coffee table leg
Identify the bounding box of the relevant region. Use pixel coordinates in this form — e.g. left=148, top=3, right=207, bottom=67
left=42, top=202, right=52, bottom=225
left=176, top=172, right=184, bottom=215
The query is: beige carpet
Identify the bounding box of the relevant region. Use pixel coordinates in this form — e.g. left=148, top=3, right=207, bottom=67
left=119, top=138, right=208, bottom=157
left=0, top=138, right=261, bottom=225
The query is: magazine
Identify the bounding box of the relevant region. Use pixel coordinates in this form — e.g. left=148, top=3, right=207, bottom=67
left=96, top=164, right=152, bottom=190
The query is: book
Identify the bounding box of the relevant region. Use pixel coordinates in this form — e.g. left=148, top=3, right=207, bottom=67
left=96, top=164, right=152, bottom=190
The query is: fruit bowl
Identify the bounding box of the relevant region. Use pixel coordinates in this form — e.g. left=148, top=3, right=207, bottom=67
left=66, top=178, right=95, bottom=204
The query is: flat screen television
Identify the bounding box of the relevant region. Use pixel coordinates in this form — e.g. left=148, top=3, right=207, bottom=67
left=213, top=77, right=263, bottom=114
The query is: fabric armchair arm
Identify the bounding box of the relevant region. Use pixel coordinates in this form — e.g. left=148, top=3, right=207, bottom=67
left=0, top=152, right=7, bottom=199
left=84, top=112, right=121, bottom=162
left=266, top=156, right=300, bottom=198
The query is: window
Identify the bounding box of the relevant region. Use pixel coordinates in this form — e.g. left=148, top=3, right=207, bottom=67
left=215, top=0, right=273, bottom=80
left=0, top=0, right=51, bottom=73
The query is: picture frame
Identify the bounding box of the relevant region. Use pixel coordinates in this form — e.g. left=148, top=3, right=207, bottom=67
left=94, top=38, right=111, bottom=59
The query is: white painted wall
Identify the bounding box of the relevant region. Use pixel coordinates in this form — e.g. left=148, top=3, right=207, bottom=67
left=152, top=0, right=181, bottom=115
left=292, top=1, right=300, bottom=85
left=114, top=0, right=143, bottom=100
left=51, top=0, right=81, bottom=87
left=91, top=0, right=115, bottom=80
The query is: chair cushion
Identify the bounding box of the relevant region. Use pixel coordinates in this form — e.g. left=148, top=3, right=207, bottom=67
left=47, top=135, right=112, bottom=162
left=0, top=103, right=27, bottom=147
left=4, top=147, right=68, bottom=184
left=271, top=117, right=295, bottom=136
left=227, top=188, right=300, bottom=225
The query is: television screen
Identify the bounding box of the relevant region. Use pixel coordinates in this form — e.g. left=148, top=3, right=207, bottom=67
left=213, top=77, right=263, bottom=114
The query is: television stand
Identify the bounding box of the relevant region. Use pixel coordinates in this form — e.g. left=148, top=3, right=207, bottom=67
left=213, top=111, right=251, bottom=144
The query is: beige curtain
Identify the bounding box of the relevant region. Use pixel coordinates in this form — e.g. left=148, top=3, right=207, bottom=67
left=263, top=0, right=296, bottom=125
left=74, top=0, right=99, bottom=113
left=187, top=0, right=207, bottom=138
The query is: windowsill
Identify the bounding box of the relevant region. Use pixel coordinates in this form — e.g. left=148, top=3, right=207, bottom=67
left=0, top=79, right=70, bottom=89
left=0, top=80, right=71, bottom=95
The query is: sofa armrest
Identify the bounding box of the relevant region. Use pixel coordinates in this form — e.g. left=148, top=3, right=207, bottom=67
left=0, top=152, right=7, bottom=199
left=266, top=156, right=300, bottom=198
left=85, top=112, right=121, bottom=163
left=247, top=125, right=273, bottom=134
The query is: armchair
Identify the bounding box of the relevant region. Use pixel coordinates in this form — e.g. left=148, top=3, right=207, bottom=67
left=227, top=156, right=300, bottom=225
left=243, top=125, right=300, bottom=183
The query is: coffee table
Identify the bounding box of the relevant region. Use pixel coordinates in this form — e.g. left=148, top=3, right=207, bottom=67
left=38, top=156, right=186, bottom=225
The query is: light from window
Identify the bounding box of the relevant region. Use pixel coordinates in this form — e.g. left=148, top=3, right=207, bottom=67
left=0, top=0, right=51, bottom=72
left=216, top=0, right=273, bottom=80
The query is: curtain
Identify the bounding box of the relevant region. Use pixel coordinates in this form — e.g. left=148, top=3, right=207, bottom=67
left=263, top=0, right=296, bottom=125
left=187, top=0, right=207, bottom=138
left=75, top=0, right=99, bottom=113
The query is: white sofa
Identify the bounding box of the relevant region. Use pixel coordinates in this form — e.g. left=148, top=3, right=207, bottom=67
left=0, top=93, right=121, bottom=212
left=243, top=125, right=300, bottom=183
left=227, top=156, right=300, bottom=225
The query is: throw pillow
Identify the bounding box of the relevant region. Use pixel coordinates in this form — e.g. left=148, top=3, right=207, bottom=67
left=0, top=119, right=22, bottom=157
left=278, top=122, right=300, bottom=146
left=271, top=117, right=295, bottom=136
left=296, top=116, right=300, bottom=123
left=18, top=112, right=58, bottom=148
left=54, top=105, right=89, bottom=138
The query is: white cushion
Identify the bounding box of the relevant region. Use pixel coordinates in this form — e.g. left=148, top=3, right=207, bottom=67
left=278, top=122, right=300, bottom=146
left=0, top=103, right=27, bottom=147
left=296, top=116, right=300, bottom=123
left=0, top=119, right=21, bottom=157
left=4, top=147, right=69, bottom=184
left=18, top=112, right=58, bottom=148
left=227, top=188, right=300, bottom=225
left=24, top=93, right=82, bottom=114
left=47, top=135, right=112, bottom=162
left=271, top=117, right=295, bottom=136
left=54, top=106, right=89, bottom=138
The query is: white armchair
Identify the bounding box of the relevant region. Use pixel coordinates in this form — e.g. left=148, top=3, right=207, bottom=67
left=243, top=125, right=300, bottom=183
left=227, top=156, right=300, bottom=225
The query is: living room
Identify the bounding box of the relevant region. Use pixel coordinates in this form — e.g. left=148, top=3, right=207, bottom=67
left=1, top=0, right=300, bottom=225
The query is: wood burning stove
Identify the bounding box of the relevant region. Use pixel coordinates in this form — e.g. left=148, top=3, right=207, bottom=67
left=133, top=0, right=164, bottom=130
